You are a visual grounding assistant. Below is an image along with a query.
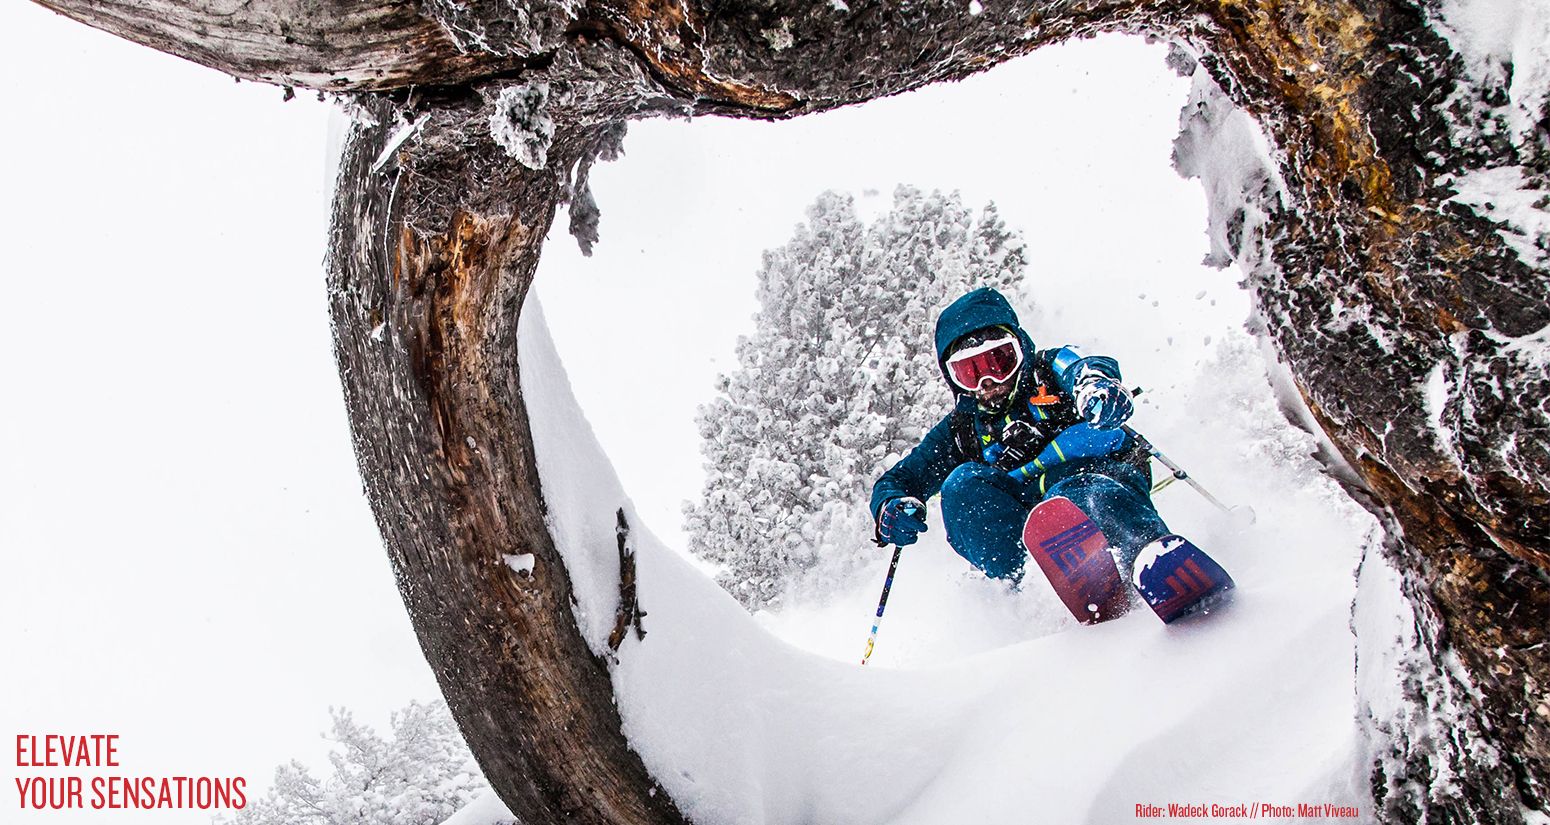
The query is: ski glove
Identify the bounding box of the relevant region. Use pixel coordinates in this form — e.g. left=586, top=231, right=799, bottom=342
left=876, top=497, right=928, bottom=547
left=1075, top=374, right=1134, bottom=429
left=991, top=420, right=1042, bottom=472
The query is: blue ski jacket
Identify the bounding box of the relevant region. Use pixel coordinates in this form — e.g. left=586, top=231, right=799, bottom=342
left=869, top=287, right=1143, bottom=519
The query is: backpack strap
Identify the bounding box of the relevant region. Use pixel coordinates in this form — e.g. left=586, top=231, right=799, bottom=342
left=949, top=407, right=979, bottom=463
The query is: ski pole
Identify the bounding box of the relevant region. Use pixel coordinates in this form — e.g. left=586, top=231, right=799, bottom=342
left=1123, top=387, right=1245, bottom=517
left=1121, top=424, right=1230, bottom=512
left=860, top=542, right=904, bottom=666
left=1121, top=423, right=1256, bottom=526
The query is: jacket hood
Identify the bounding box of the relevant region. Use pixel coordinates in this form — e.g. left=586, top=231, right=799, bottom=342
left=934, top=288, right=1036, bottom=393
left=934, top=287, right=1023, bottom=362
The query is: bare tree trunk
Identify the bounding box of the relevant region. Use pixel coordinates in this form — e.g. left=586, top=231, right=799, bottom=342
left=34, top=0, right=1549, bottom=821
left=322, top=77, right=693, bottom=821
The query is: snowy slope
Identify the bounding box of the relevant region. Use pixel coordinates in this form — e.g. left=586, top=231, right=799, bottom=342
left=495, top=296, right=1379, bottom=824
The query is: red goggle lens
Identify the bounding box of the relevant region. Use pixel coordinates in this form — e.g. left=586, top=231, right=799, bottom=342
left=947, top=339, right=1021, bottom=390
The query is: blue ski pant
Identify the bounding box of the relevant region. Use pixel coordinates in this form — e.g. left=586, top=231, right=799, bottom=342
left=940, top=459, right=1169, bottom=581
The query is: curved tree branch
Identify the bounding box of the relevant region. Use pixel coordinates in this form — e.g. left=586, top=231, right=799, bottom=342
left=30, top=0, right=532, bottom=90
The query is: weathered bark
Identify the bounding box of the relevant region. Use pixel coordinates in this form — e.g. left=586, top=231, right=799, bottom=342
left=324, top=66, right=689, bottom=822
left=37, top=0, right=1549, bottom=822
left=30, top=0, right=535, bottom=90
left=1180, top=4, right=1550, bottom=819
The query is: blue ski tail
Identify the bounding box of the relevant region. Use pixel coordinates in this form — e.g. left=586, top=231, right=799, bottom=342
left=1132, top=535, right=1235, bottom=623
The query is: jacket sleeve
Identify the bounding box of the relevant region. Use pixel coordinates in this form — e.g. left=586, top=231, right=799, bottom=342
left=869, top=411, right=966, bottom=519
left=1048, top=346, right=1123, bottom=395
left=1005, top=423, right=1131, bottom=484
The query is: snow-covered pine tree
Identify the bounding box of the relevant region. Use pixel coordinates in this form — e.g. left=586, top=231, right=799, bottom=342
left=685, top=186, right=1027, bottom=609
left=220, top=701, right=488, bottom=825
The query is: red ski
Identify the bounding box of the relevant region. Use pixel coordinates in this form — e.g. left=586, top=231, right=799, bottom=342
left=1021, top=496, right=1130, bottom=624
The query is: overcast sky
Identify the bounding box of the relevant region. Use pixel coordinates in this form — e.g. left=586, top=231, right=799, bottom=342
left=0, top=3, right=1229, bottom=823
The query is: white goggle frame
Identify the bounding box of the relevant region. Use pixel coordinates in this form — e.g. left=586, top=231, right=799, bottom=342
left=945, top=334, right=1023, bottom=391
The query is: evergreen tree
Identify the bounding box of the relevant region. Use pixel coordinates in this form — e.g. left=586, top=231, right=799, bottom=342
left=685, top=186, right=1027, bottom=609
left=220, top=701, right=488, bottom=825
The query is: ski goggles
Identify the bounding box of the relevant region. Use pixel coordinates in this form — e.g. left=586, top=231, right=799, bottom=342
left=945, top=335, right=1023, bottom=391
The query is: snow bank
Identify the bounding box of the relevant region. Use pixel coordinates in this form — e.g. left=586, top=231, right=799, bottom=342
left=517, top=299, right=629, bottom=657
left=515, top=291, right=1378, bottom=823
left=1351, top=538, right=1490, bottom=821
left=498, top=41, right=1382, bottom=821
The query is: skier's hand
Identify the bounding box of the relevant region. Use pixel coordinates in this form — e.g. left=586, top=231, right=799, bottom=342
left=876, top=497, right=928, bottom=547
left=1075, top=375, right=1133, bottom=429
left=993, top=420, right=1040, bottom=471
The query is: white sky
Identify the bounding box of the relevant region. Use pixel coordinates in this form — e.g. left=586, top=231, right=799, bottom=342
left=1, top=5, right=432, bottom=822
left=0, top=3, right=1231, bottom=823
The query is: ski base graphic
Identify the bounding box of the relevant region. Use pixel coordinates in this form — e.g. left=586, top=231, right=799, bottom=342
left=1132, top=535, right=1236, bottom=623
left=1021, top=496, right=1130, bottom=624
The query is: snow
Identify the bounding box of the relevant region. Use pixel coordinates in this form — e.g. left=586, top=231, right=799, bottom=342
left=437, top=791, right=516, bottom=825
left=1447, top=165, right=1550, bottom=269
left=1169, top=48, right=1287, bottom=273
left=371, top=116, right=428, bottom=174
left=761, top=20, right=795, bottom=52
left=485, top=35, right=1386, bottom=823
left=514, top=278, right=1378, bottom=822
left=0, top=6, right=1407, bottom=821
left=1483, top=319, right=1550, bottom=371
left=1352, top=541, right=1489, bottom=819
left=518, top=300, right=630, bottom=655
left=1433, top=0, right=1550, bottom=151
left=1424, top=358, right=1458, bottom=463
left=489, top=82, right=555, bottom=171
left=502, top=553, right=536, bottom=577
left=1431, top=0, right=1550, bottom=270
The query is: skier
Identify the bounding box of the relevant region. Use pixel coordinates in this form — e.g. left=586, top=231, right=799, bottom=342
left=869, top=286, right=1168, bottom=585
